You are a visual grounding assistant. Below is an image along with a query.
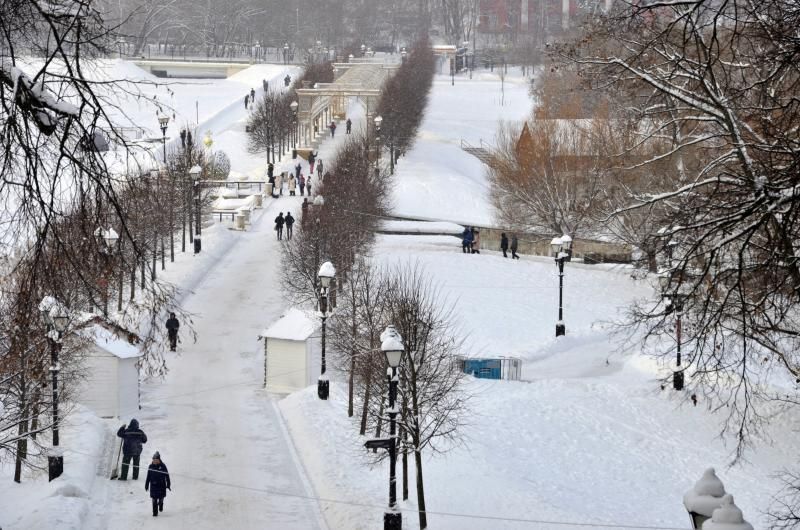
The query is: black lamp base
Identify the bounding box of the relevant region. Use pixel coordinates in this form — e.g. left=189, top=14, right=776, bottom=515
left=555, top=323, right=565, bottom=337
left=384, top=511, right=402, bottom=530
left=48, top=455, right=64, bottom=482
left=673, top=369, right=685, bottom=391
left=317, top=379, right=329, bottom=400
left=194, top=237, right=201, bottom=254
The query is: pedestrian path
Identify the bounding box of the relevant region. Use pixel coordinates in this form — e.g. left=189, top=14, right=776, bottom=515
left=83, top=194, right=323, bottom=529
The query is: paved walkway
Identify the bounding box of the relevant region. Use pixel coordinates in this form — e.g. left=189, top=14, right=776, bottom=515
left=84, top=195, right=323, bottom=529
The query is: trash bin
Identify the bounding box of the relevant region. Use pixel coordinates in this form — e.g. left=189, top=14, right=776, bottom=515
left=292, top=149, right=297, bottom=159
left=194, top=237, right=201, bottom=254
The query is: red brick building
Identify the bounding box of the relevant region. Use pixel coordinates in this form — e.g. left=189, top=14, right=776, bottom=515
left=478, top=0, right=607, bottom=38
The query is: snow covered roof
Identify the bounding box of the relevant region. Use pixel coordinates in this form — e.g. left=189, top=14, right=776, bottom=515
left=261, top=308, right=319, bottom=341
left=85, top=324, right=142, bottom=359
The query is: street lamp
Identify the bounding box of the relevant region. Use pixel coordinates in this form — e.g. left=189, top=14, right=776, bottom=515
left=290, top=100, right=299, bottom=149
left=379, top=325, right=403, bottom=530
left=683, top=468, right=727, bottom=530
left=39, top=297, right=69, bottom=481
left=360, top=44, right=366, bottom=56
left=374, top=115, right=383, bottom=162
left=317, top=261, right=336, bottom=400
left=401, top=48, right=407, bottom=64
left=158, top=115, right=169, bottom=164
left=202, top=130, right=213, bottom=150
left=189, top=165, right=202, bottom=254
left=254, top=41, right=261, bottom=62
left=659, top=271, right=688, bottom=390
left=284, top=42, right=289, bottom=64
left=551, top=235, right=572, bottom=337
left=94, top=226, right=119, bottom=314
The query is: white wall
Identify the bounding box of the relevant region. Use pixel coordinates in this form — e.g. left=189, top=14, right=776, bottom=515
left=73, top=347, right=119, bottom=418
left=118, top=359, right=140, bottom=419
left=266, top=338, right=307, bottom=393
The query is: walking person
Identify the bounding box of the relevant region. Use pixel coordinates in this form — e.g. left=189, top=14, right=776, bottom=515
left=117, top=419, right=147, bottom=480
left=308, top=152, right=316, bottom=174
left=244, top=94, right=249, bottom=109
left=267, top=162, right=274, bottom=180
left=461, top=227, right=473, bottom=254
left=511, top=234, right=520, bottom=259
left=285, top=212, right=295, bottom=240
left=284, top=74, right=291, bottom=87
left=316, top=160, right=323, bottom=179
left=274, top=212, right=285, bottom=240
left=346, top=118, right=352, bottom=134
left=288, top=174, right=297, bottom=196
left=306, top=175, right=312, bottom=196
left=299, top=174, right=306, bottom=196
left=165, top=312, right=179, bottom=351
left=274, top=172, right=283, bottom=197
left=250, top=87, right=255, bottom=101
left=145, top=452, right=171, bottom=517
left=262, top=79, right=268, bottom=92
left=295, top=162, right=301, bottom=180
left=472, top=229, right=481, bottom=254
left=329, top=121, right=337, bottom=137
left=301, top=197, right=309, bottom=224
left=500, top=233, right=509, bottom=258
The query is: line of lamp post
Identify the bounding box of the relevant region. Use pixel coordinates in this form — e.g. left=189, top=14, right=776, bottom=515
left=38, top=297, right=69, bottom=481
left=317, top=261, right=336, bottom=400
left=659, top=239, right=688, bottom=391
left=551, top=234, right=572, bottom=337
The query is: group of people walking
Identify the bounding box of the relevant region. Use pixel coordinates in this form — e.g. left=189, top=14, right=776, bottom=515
left=116, top=419, right=172, bottom=517
left=274, top=211, right=295, bottom=240
left=462, top=227, right=520, bottom=259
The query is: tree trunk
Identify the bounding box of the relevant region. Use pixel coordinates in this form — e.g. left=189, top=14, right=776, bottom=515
left=414, top=448, right=428, bottom=529
left=359, top=369, right=371, bottom=435
left=14, top=352, right=28, bottom=483
left=401, top=396, right=409, bottom=500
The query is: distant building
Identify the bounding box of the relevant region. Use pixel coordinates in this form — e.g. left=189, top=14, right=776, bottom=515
left=478, top=0, right=613, bottom=41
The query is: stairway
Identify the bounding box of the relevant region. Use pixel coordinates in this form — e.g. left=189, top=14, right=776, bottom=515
left=460, top=139, right=494, bottom=165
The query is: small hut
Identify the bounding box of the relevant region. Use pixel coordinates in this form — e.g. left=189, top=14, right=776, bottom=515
left=73, top=323, right=142, bottom=418
left=260, top=308, right=321, bottom=393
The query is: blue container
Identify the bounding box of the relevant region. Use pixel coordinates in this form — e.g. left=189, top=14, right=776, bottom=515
left=463, top=359, right=502, bottom=380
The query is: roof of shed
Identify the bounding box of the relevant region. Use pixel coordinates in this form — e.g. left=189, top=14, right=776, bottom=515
left=261, top=308, right=319, bottom=341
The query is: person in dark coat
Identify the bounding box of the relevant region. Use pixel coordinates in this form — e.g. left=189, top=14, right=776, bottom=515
left=295, top=162, right=302, bottom=180
left=461, top=227, right=473, bottom=254
left=301, top=198, right=309, bottom=223
left=500, top=233, right=509, bottom=258
left=284, top=74, right=291, bottom=87
left=329, top=121, right=336, bottom=137
left=316, top=160, right=323, bottom=179
left=179, top=129, right=187, bottom=149
left=285, top=212, right=295, bottom=240
left=262, top=79, right=268, bottom=92
left=117, top=419, right=147, bottom=480
left=274, top=212, right=285, bottom=240
left=299, top=174, right=306, bottom=196
left=250, top=87, right=255, bottom=101
left=244, top=94, right=249, bottom=109
left=471, top=229, right=481, bottom=254
left=511, top=234, right=520, bottom=259
left=306, top=175, right=313, bottom=196
left=308, top=152, right=316, bottom=174
left=267, top=162, right=274, bottom=180
left=346, top=118, right=352, bottom=134
left=166, top=313, right=179, bottom=351
left=145, top=452, right=171, bottom=517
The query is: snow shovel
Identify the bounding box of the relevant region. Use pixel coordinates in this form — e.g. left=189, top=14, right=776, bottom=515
left=110, top=440, right=122, bottom=480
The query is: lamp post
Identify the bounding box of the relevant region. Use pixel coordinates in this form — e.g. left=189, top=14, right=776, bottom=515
left=94, top=226, right=120, bottom=315
left=551, top=235, right=572, bottom=337
left=374, top=115, right=383, bottom=164
left=683, top=468, right=727, bottom=529
left=317, top=261, right=336, bottom=400
left=380, top=325, right=403, bottom=530
left=290, top=100, right=299, bottom=149
left=158, top=115, right=169, bottom=164
left=255, top=41, right=261, bottom=62
left=189, top=165, right=202, bottom=254
left=659, top=271, right=687, bottom=390
left=284, top=42, right=289, bottom=64
left=400, top=48, right=407, bottom=64
left=39, top=297, right=69, bottom=481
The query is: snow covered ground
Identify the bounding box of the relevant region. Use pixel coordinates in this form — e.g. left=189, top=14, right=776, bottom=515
left=390, top=69, right=534, bottom=226
left=280, top=235, right=800, bottom=530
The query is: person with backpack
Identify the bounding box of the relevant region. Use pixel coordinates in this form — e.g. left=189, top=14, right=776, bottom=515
left=511, top=234, right=520, bottom=259
left=461, top=227, right=473, bottom=254
left=145, top=452, right=171, bottom=517
left=165, top=313, right=179, bottom=351
left=285, top=212, right=295, bottom=240
left=500, top=233, right=509, bottom=258
left=117, top=419, right=147, bottom=480
left=274, top=212, right=285, bottom=240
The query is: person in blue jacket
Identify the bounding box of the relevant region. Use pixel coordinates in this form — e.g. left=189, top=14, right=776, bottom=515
left=117, top=419, right=147, bottom=480
left=145, top=452, right=171, bottom=517
left=461, top=227, right=473, bottom=254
